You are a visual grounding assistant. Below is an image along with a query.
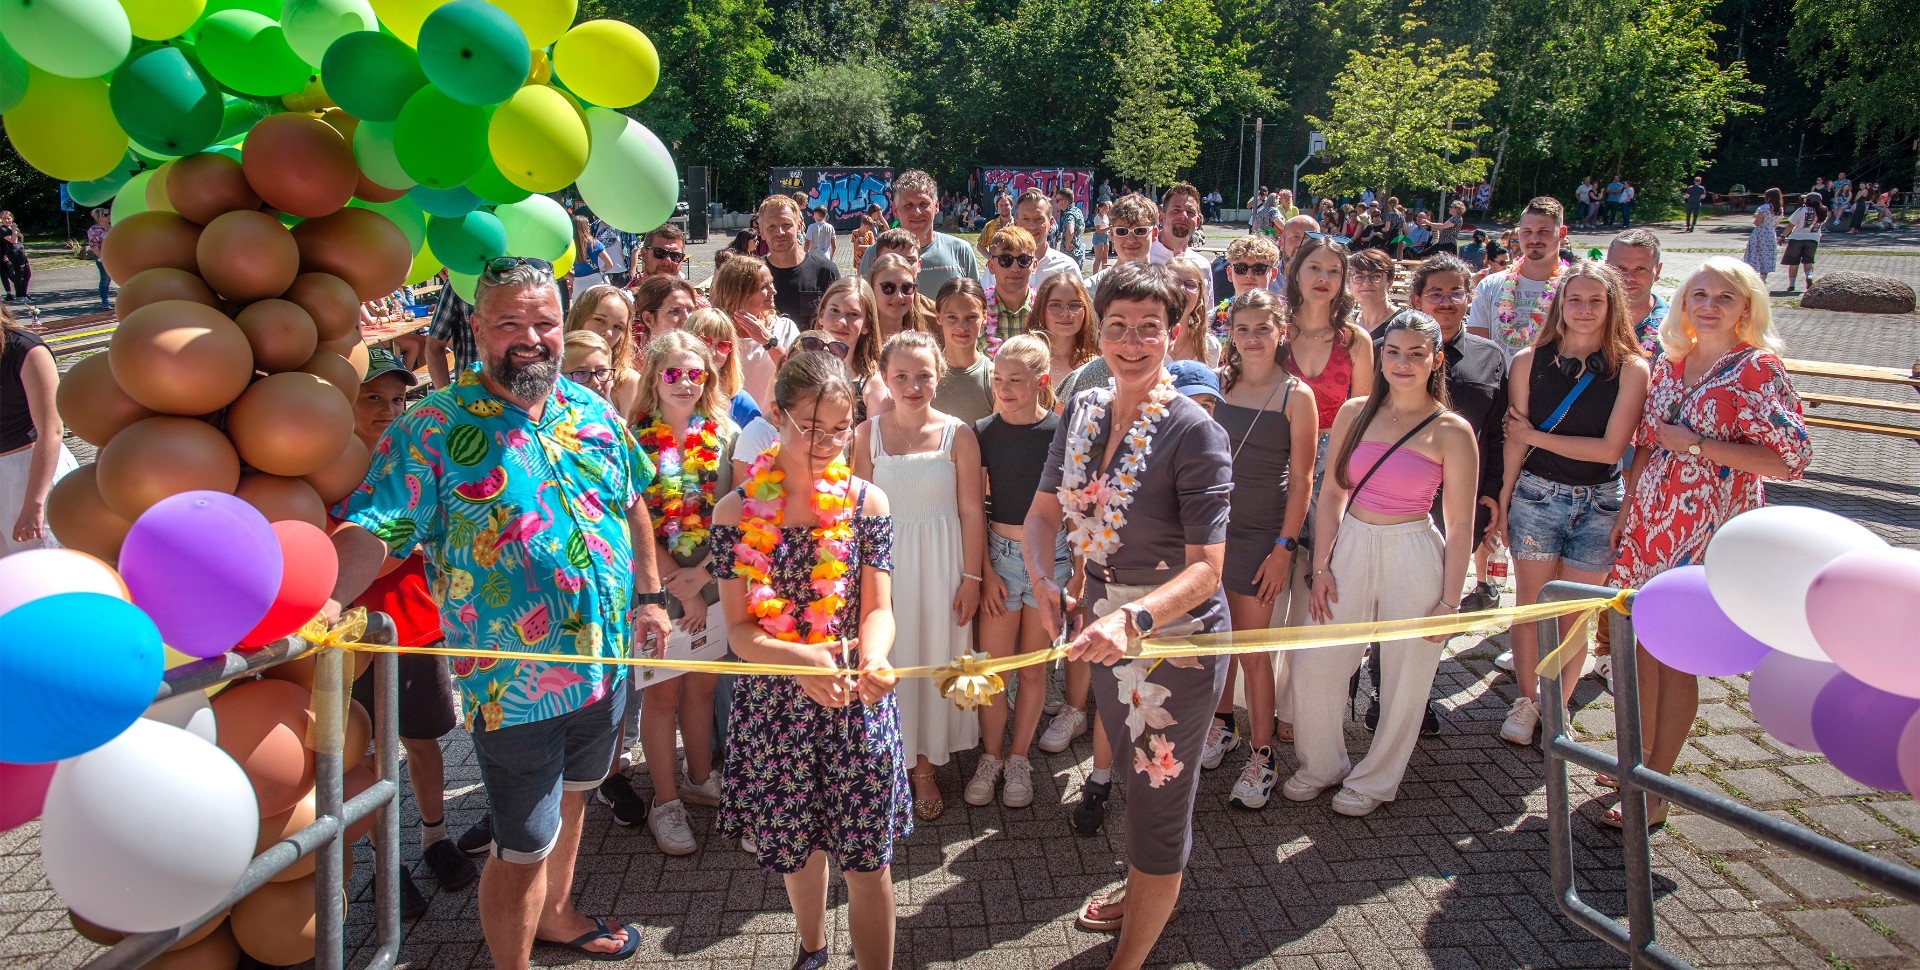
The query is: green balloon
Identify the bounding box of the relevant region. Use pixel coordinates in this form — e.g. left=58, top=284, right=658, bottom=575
left=574, top=107, right=678, bottom=233
left=195, top=10, right=310, bottom=97
left=280, top=0, right=375, bottom=65
left=0, top=0, right=132, bottom=79
left=68, top=153, right=145, bottom=206
left=197, top=0, right=282, bottom=20
left=495, top=194, right=570, bottom=262
left=0, top=35, right=27, bottom=113
left=426, top=209, right=507, bottom=275
left=110, top=44, right=224, bottom=156
left=394, top=85, right=488, bottom=189
left=217, top=96, right=272, bottom=141
left=448, top=269, right=478, bottom=303
left=351, top=120, right=415, bottom=191
left=112, top=170, right=154, bottom=223
left=319, top=30, right=425, bottom=123
left=408, top=184, right=482, bottom=218
left=465, top=156, right=531, bottom=205
left=417, top=0, right=530, bottom=107
left=354, top=195, right=427, bottom=252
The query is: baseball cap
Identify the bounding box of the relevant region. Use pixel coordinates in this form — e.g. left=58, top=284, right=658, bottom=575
left=1166, top=359, right=1219, bottom=400
left=362, top=346, right=417, bottom=386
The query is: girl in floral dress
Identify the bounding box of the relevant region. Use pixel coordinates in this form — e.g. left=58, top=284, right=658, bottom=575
left=1743, top=188, right=1782, bottom=281
left=710, top=350, right=907, bottom=970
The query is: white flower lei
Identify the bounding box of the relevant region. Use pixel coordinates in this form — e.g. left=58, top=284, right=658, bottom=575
left=1057, top=375, right=1177, bottom=564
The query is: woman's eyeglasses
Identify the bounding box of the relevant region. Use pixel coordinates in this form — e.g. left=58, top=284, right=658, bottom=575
left=1044, top=301, right=1085, bottom=315
left=879, top=281, right=916, bottom=297
left=992, top=253, right=1035, bottom=269
left=1110, top=226, right=1153, bottom=237
left=784, top=414, right=853, bottom=446
left=567, top=367, right=613, bottom=384
left=661, top=367, right=706, bottom=385
left=798, top=336, right=851, bottom=356
left=1351, top=271, right=1388, bottom=284
left=1099, top=322, right=1167, bottom=344
left=647, top=247, right=685, bottom=263
left=1230, top=262, right=1273, bottom=275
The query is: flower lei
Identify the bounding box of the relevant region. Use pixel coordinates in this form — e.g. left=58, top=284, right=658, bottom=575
left=731, top=443, right=856, bottom=642
left=1493, top=258, right=1570, bottom=350
left=1057, top=375, right=1177, bottom=564
left=980, top=282, right=1035, bottom=356
left=636, top=414, right=723, bottom=560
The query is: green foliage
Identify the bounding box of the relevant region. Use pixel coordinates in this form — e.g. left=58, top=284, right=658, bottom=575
left=1, top=143, right=69, bottom=235
left=1104, top=31, right=1202, bottom=190
left=765, top=61, right=909, bottom=167
left=1790, top=0, right=1920, bottom=149
left=1305, top=20, right=1495, bottom=198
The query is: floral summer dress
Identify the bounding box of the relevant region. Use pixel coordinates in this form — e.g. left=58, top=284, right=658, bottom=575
left=1744, top=203, right=1779, bottom=275
left=708, top=485, right=912, bottom=875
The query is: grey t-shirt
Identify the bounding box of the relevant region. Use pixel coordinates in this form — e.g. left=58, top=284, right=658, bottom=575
left=934, top=355, right=993, bottom=424
left=1056, top=357, right=1114, bottom=404
left=859, top=231, right=981, bottom=293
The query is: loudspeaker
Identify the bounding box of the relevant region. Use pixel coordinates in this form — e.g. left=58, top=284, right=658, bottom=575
left=687, top=165, right=709, bottom=243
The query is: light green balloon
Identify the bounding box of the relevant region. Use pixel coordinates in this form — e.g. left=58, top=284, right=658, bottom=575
left=5, top=68, right=129, bottom=181
left=352, top=120, right=415, bottom=191
left=0, top=34, right=27, bottom=113
left=0, top=0, right=132, bottom=79
left=112, top=170, right=154, bottom=223
left=353, top=195, right=427, bottom=252
left=67, top=152, right=143, bottom=206
left=217, top=96, right=272, bottom=142
left=573, top=106, right=678, bottom=233
left=447, top=269, right=478, bottom=303
left=280, top=0, right=376, bottom=66
left=494, top=193, right=570, bottom=262
left=195, top=10, right=311, bottom=96
left=394, top=84, right=488, bottom=188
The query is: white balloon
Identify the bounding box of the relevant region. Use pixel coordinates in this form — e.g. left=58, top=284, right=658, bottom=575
left=41, top=720, right=258, bottom=932
left=1704, top=506, right=1885, bottom=661
left=573, top=107, right=678, bottom=233
left=0, top=548, right=127, bottom=615
left=143, top=691, right=217, bottom=744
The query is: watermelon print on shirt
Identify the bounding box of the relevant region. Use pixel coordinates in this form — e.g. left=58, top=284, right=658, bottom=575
left=342, top=364, right=656, bottom=732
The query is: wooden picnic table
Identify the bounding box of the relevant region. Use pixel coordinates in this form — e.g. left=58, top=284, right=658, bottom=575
left=1782, top=357, right=1920, bottom=441
left=360, top=315, right=431, bottom=345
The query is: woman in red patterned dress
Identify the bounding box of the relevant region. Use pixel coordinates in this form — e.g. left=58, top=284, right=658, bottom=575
left=1604, top=255, right=1812, bottom=828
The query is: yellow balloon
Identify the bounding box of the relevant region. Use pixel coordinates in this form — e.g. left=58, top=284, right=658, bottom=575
left=119, top=0, right=206, bottom=39
left=552, top=20, right=656, bottom=108
left=493, top=0, right=575, bottom=49
left=486, top=84, right=588, bottom=193
left=405, top=245, right=442, bottom=286
left=524, top=47, right=551, bottom=86
left=111, top=170, right=152, bottom=223
left=368, top=0, right=441, bottom=45
left=556, top=238, right=574, bottom=275
left=143, top=159, right=177, bottom=212
left=3, top=69, right=129, bottom=181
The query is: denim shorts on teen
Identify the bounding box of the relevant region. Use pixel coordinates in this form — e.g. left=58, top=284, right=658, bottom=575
left=470, top=687, right=626, bottom=863
left=988, top=531, right=1073, bottom=611
left=1505, top=470, right=1624, bottom=574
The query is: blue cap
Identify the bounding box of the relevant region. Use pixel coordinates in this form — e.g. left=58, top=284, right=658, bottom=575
left=1166, top=359, right=1220, bottom=400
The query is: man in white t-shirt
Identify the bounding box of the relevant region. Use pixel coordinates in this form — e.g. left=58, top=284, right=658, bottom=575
left=1466, top=196, right=1569, bottom=360
left=1000, top=187, right=1080, bottom=291
left=1147, top=182, right=1213, bottom=310
left=1573, top=179, right=1594, bottom=228
left=803, top=205, right=836, bottom=262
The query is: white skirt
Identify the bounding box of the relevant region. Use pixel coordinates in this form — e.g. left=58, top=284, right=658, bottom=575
left=2, top=441, right=79, bottom=555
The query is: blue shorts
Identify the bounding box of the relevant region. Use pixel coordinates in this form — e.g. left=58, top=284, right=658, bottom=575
left=1506, top=471, right=1623, bottom=574
left=470, top=688, right=626, bottom=863
left=988, top=531, right=1072, bottom=611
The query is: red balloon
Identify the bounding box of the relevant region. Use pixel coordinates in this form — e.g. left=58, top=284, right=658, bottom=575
left=241, top=521, right=340, bottom=648
left=0, top=761, right=57, bottom=832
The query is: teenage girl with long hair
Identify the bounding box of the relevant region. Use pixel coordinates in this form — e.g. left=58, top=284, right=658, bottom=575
left=869, top=253, right=928, bottom=340
left=710, top=254, right=798, bottom=411
left=564, top=284, right=642, bottom=419
left=1035, top=272, right=1099, bottom=406
left=687, top=306, right=762, bottom=430
left=814, top=276, right=890, bottom=421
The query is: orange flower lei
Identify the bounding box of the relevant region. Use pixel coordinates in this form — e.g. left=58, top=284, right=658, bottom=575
left=730, top=443, right=856, bottom=642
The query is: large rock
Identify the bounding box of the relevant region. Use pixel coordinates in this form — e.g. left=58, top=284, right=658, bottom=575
left=1800, top=271, right=1916, bottom=314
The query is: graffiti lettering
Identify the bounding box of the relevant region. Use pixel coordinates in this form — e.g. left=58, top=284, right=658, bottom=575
left=975, top=167, right=1094, bottom=215
left=769, top=167, right=894, bottom=232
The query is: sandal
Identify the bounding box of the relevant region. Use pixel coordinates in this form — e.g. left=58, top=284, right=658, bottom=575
left=1600, top=801, right=1668, bottom=831
left=1276, top=719, right=1295, bottom=744
left=1076, top=888, right=1126, bottom=932
left=536, top=916, right=643, bottom=961
left=910, top=768, right=944, bottom=822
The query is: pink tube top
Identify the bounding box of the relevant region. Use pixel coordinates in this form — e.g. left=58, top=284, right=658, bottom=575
left=1347, top=441, right=1443, bottom=516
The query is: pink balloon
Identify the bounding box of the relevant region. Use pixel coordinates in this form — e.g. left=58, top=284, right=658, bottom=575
left=1806, top=547, right=1920, bottom=699
left=1901, top=711, right=1920, bottom=798
left=1747, top=650, right=1842, bottom=753
left=0, top=761, right=57, bottom=831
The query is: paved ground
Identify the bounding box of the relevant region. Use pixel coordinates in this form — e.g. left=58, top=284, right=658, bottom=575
left=2, top=215, right=1916, bottom=969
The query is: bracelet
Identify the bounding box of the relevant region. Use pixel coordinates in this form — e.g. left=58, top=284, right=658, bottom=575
left=962, top=572, right=983, bottom=582
left=1439, top=599, right=1461, bottom=611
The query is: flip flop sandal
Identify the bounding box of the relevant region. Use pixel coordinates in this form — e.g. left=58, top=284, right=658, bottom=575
left=536, top=917, right=644, bottom=962
left=1276, top=720, right=1295, bottom=744
left=1076, top=889, right=1126, bottom=932
left=1600, top=803, right=1668, bottom=832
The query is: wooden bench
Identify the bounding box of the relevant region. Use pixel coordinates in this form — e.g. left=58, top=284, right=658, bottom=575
left=1784, top=358, right=1920, bottom=440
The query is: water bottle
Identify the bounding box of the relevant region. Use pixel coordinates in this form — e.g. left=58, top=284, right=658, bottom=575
left=1488, top=543, right=1512, bottom=593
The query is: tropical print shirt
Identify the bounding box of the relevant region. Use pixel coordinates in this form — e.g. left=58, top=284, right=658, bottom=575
left=342, top=364, right=656, bottom=732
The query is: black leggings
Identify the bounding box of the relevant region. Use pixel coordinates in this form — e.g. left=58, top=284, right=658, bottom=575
left=2, top=247, right=28, bottom=299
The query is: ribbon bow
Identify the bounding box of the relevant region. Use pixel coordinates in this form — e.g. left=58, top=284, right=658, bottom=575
left=934, top=651, right=1006, bottom=712
left=299, top=607, right=369, bottom=647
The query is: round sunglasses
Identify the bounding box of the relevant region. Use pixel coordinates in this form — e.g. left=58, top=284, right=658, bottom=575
left=660, top=366, right=707, bottom=385
left=878, top=281, right=916, bottom=297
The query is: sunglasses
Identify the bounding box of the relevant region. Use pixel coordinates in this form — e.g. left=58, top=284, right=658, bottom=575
left=992, top=253, right=1035, bottom=269
left=661, top=366, right=707, bottom=385
left=567, top=367, right=613, bottom=383
left=1111, top=226, right=1153, bottom=237
left=484, top=255, right=554, bottom=277
left=701, top=337, right=733, bottom=356
left=879, top=281, right=916, bottom=297
left=647, top=247, right=685, bottom=263
left=1230, top=262, right=1273, bottom=275
left=798, top=335, right=852, bottom=356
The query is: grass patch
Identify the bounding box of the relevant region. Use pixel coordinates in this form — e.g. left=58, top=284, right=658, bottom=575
left=1824, top=954, right=1855, bottom=970
left=1861, top=915, right=1898, bottom=939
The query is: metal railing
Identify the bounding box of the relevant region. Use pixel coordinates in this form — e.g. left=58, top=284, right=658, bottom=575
left=80, top=617, right=402, bottom=970
left=1537, top=580, right=1920, bottom=968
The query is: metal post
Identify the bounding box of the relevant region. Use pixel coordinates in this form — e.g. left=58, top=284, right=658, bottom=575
left=313, top=634, right=347, bottom=970
left=1236, top=118, right=1245, bottom=213
left=1251, top=118, right=1263, bottom=200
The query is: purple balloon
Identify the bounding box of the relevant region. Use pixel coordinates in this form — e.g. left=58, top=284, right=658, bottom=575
left=1811, top=673, right=1920, bottom=791
left=118, top=491, right=283, bottom=658
left=1899, top=710, right=1920, bottom=798
left=1747, top=651, right=1842, bottom=753
left=1632, top=566, right=1774, bottom=676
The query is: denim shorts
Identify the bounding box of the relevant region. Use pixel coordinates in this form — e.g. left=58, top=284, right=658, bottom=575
left=470, top=688, right=626, bottom=863
left=988, top=531, right=1073, bottom=611
left=1506, top=471, right=1624, bottom=574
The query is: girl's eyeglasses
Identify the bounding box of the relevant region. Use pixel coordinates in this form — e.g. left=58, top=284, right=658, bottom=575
left=567, top=367, right=613, bottom=384
left=798, top=335, right=851, bottom=356
left=661, top=367, right=706, bottom=385
left=879, top=281, right=916, bottom=297
left=701, top=337, right=733, bottom=356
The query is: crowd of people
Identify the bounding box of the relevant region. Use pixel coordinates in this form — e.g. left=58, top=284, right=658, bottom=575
left=1740, top=174, right=1906, bottom=293
left=2, top=169, right=1822, bottom=970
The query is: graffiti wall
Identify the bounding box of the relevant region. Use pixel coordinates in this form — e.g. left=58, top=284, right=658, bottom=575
left=770, top=167, right=894, bottom=232
left=973, top=167, right=1095, bottom=214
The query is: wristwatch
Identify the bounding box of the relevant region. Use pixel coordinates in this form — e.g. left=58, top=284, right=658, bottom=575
left=1274, top=536, right=1299, bottom=552
left=1687, top=432, right=1705, bottom=456
left=634, top=588, right=671, bottom=607
left=1119, top=603, right=1155, bottom=637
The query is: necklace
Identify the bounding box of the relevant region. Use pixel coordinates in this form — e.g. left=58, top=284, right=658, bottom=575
left=1494, top=258, right=1570, bottom=349
left=1058, top=376, right=1176, bottom=564
left=731, top=443, right=856, bottom=642
left=636, top=412, right=723, bottom=561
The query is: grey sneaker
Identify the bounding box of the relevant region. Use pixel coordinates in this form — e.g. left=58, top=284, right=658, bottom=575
left=1001, top=756, right=1034, bottom=808
left=648, top=799, right=697, bottom=856
left=678, top=772, right=722, bottom=807
left=963, top=756, right=1004, bottom=807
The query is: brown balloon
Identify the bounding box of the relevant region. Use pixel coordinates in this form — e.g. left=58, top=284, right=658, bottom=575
left=212, top=679, right=317, bottom=818
left=342, top=338, right=370, bottom=377
left=234, top=473, right=327, bottom=528
left=257, top=787, right=319, bottom=881
left=301, top=434, right=370, bottom=504
left=343, top=763, right=378, bottom=843
left=354, top=174, right=408, bottom=204
left=225, top=372, right=354, bottom=477
left=45, top=464, right=134, bottom=561
left=197, top=210, right=300, bottom=303
left=299, top=349, right=360, bottom=400
left=313, top=331, right=362, bottom=359
left=282, top=272, right=361, bottom=343
left=115, top=267, right=221, bottom=319
left=70, top=908, right=230, bottom=953
left=230, top=874, right=318, bottom=966
left=55, top=352, right=156, bottom=447
left=240, top=113, right=358, bottom=220
left=99, top=211, right=202, bottom=284
left=167, top=153, right=263, bottom=226
left=144, top=921, right=241, bottom=970
left=109, top=300, right=254, bottom=415
left=233, top=299, right=318, bottom=372
left=95, top=416, right=242, bottom=520
left=289, top=208, right=410, bottom=301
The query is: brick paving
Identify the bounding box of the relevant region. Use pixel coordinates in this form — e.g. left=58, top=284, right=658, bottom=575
left=3, top=215, right=1916, bottom=969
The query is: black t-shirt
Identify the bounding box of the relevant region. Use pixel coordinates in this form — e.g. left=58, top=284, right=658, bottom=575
left=767, top=253, right=840, bottom=330
left=974, top=411, right=1060, bottom=526
left=1684, top=185, right=1708, bottom=207
left=2, top=327, right=49, bottom=453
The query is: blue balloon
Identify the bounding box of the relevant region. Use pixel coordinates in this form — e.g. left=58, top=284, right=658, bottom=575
left=0, top=593, right=164, bottom=764
left=408, top=183, right=482, bottom=218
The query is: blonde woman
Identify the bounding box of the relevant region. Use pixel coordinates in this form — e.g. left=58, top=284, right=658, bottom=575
left=814, top=276, right=890, bottom=421
left=1166, top=259, right=1221, bottom=365
left=564, top=283, right=642, bottom=418
left=708, top=254, right=799, bottom=411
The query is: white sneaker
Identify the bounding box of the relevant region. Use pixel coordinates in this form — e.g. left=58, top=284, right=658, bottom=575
left=1001, top=756, right=1034, bottom=808
left=648, top=799, right=697, bottom=856
left=1330, top=786, right=1383, bottom=817
left=678, top=772, right=722, bottom=807
left=740, top=836, right=758, bottom=855
left=1495, top=650, right=1515, bottom=671
left=1037, top=706, right=1087, bottom=753
left=1202, top=719, right=1239, bottom=770
left=1281, top=773, right=1329, bottom=802
left=1593, top=655, right=1613, bottom=691
left=963, top=756, right=1004, bottom=806
left=1228, top=746, right=1276, bottom=810
left=1500, top=696, right=1541, bottom=745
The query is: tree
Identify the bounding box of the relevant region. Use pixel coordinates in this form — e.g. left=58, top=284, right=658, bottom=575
left=1105, top=30, right=1200, bottom=190
left=1789, top=0, right=1919, bottom=152
left=1305, top=22, right=1496, bottom=199
left=764, top=61, right=904, bottom=166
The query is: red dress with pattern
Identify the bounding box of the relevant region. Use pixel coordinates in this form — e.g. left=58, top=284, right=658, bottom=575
left=1610, top=346, right=1812, bottom=588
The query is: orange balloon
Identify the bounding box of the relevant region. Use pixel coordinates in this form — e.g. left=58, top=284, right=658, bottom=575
left=233, top=299, right=318, bottom=372
left=95, top=416, right=242, bottom=519
left=257, top=787, right=319, bottom=881
left=299, top=350, right=360, bottom=401
left=212, top=679, right=318, bottom=818
left=230, top=874, right=318, bottom=966
left=343, top=763, right=378, bottom=843
left=282, top=272, right=361, bottom=343
left=235, top=473, right=327, bottom=528
left=115, top=267, right=221, bottom=319
left=100, top=211, right=202, bottom=285
left=226, top=372, right=355, bottom=477
left=70, top=909, right=231, bottom=953
left=301, top=434, right=370, bottom=505
left=145, top=920, right=242, bottom=970
left=45, top=463, right=134, bottom=562
left=197, top=210, right=301, bottom=303
left=241, top=113, right=358, bottom=220
left=290, top=208, right=410, bottom=301
left=56, top=352, right=156, bottom=447
left=168, top=153, right=263, bottom=226
left=109, top=300, right=254, bottom=415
